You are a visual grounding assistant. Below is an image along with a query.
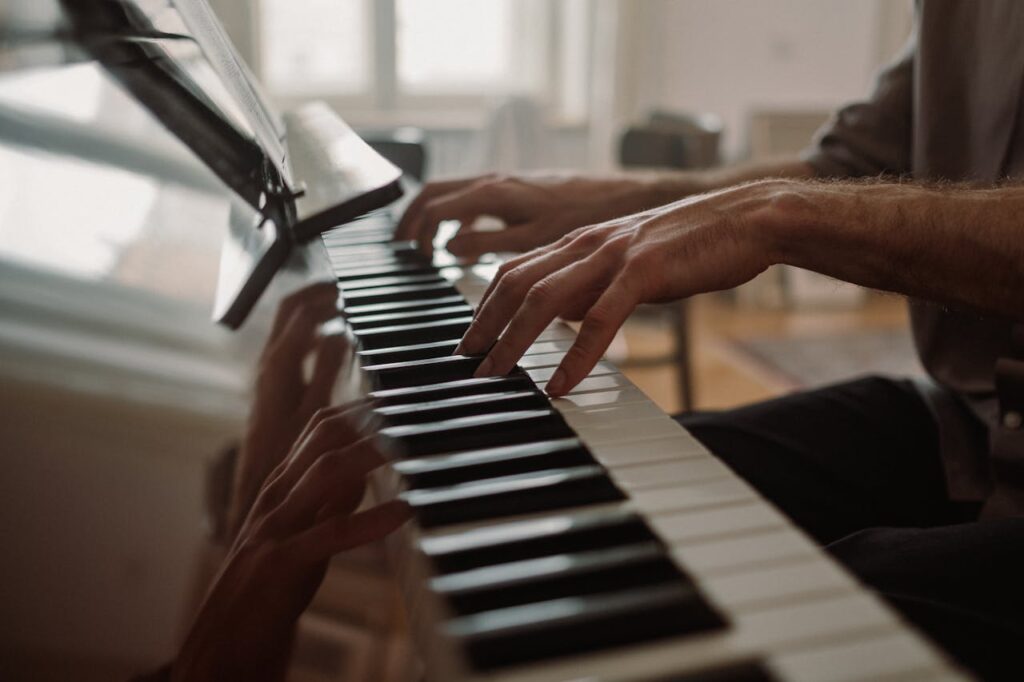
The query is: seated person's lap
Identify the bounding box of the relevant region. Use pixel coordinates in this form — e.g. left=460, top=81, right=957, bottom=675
left=675, top=375, right=975, bottom=544
left=676, top=375, right=1024, bottom=679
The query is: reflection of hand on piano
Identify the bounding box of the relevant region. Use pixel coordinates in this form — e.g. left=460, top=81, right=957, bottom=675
left=173, top=407, right=410, bottom=682
left=228, top=282, right=348, bottom=537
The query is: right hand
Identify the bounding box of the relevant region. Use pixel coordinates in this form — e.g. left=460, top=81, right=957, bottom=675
left=395, top=173, right=666, bottom=259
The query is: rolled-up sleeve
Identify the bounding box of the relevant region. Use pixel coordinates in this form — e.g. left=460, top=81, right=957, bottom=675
left=801, top=30, right=916, bottom=178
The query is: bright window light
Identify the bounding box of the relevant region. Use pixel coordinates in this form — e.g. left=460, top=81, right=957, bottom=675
left=260, top=0, right=370, bottom=94
left=396, top=0, right=514, bottom=92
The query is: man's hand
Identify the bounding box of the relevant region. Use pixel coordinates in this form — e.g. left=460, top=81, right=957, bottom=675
left=173, top=406, right=410, bottom=682
left=395, top=173, right=680, bottom=259
left=229, top=282, right=345, bottom=537
left=457, top=181, right=787, bottom=396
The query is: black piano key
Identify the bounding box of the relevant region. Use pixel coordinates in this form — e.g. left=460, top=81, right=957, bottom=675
left=358, top=339, right=461, bottom=365
left=379, top=409, right=573, bottom=457
left=394, top=438, right=591, bottom=488
left=343, top=295, right=466, bottom=317
left=348, top=304, right=473, bottom=330
left=404, top=465, right=624, bottom=528
left=342, top=282, right=461, bottom=309
left=353, top=316, right=473, bottom=350
left=337, top=273, right=445, bottom=291
left=434, top=542, right=679, bottom=614
left=331, top=251, right=428, bottom=270
left=421, top=508, right=654, bottom=574
left=376, top=390, right=548, bottom=427
left=363, top=354, right=485, bottom=390
left=335, top=262, right=437, bottom=281
left=644, top=662, right=777, bottom=682
left=448, top=582, right=726, bottom=670
left=370, top=375, right=534, bottom=407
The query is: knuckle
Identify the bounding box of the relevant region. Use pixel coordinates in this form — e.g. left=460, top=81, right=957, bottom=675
left=311, top=449, right=344, bottom=475
left=524, top=278, right=556, bottom=309
left=496, top=269, right=524, bottom=297
left=495, top=261, right=516, bottom=280
left=311, top=406, right=334, bottom=426
left=583, top=303, right=615, bottom=330
left=573, top=226, right=604, bottom=249
left=563, top=342, right=594, bottom=368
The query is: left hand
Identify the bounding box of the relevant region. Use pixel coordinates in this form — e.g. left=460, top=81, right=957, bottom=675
left=457, top=181, right=787, bottom=396
left=173, top=405, right=410, bottom=682
left=229, top=282, right=346, bottom=537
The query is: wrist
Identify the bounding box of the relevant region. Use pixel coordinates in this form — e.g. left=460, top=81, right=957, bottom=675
left=747, top=178, right=822, bottom=268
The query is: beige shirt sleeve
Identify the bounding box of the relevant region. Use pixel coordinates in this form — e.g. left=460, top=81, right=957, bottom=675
left=801, top=30, right=917, bottom=178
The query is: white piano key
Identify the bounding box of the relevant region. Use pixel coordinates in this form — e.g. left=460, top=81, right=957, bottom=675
left=668, top=527, right=817, bottom=574
left=732, top=592, right=897, bottom=650
left=573, top=415, right=684, bottom=445
left=556, top=372, right=635, bottom=394
left=589, top=433, right=707, bottom=467
left=769, top=631, right=945, bottom=682
left=631, top=476, right=757, bottom=515
left=610, top=456, right=733, bottom=490
left=517, top=351, right=566, bottom=368
left=701, top=557, right=857, bottom=611
left=559, top=400, right=667, bottom=429
left=525, top=339, right=574, bottom=355
left=535, top=324, right=577, bottom=342
left=650, top=501, right=789, bottom=544
left=526, top=361, right=616, bottom=383
left=551, top=386, right=652, bottom=411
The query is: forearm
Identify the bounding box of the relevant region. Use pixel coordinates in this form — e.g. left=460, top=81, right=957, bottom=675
left=636, top=155, right=816, bottom=206
left=767, top=180, right=1024, bottom=319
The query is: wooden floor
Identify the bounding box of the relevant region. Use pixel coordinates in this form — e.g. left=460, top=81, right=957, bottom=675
left=616, top=291, right=911, bottom=415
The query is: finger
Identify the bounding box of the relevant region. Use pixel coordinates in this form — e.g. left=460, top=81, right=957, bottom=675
left=314, top=477, right=367, bottom=521
left=290, top=500, right=412, bottom=563
left=261, top=298, right=341, bottom=397
left=475, top=255, right=613, bottom=377
left=457, top=245, right=579, bottom=356
left=471, top=248, right=544, bottom=318
left=394, top=177, right=480, bottom=241
left=298, top=333, right=349, bottom=418
left=267, top=282, right=338, bottom=344
left=269, top=439, right=385, bottom=531
left=473, top=224, right=602, bottom=314
left=412, top=183, right=513, bottom=258
left=545, top=275, right=640, bottom=396
left=263, top=410, right=367, bottom=500
left=445, top=220, right=542, bottom=259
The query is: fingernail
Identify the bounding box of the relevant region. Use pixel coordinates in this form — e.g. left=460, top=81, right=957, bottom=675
left=475, top=356, right=494, bottom=377
left=546, top=368, right=567, bottom=396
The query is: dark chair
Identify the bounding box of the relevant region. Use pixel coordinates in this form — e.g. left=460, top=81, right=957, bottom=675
left=617, top=111, right=723, bottom=412
left=366, top=127, right=428, bottom=182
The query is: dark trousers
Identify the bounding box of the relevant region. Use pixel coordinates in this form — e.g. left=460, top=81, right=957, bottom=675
left=676, top=376, right=1024, bottom=681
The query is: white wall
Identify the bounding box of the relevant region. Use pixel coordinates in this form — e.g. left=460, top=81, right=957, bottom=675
left=615, top=0, right=912, bottom=161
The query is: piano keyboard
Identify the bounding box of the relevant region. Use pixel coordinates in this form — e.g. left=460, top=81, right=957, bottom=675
left=319, top=214, right=969, bottom=682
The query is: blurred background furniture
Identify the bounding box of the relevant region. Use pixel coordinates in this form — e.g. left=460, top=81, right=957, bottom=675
left=616, top=110, right=722, bottom=412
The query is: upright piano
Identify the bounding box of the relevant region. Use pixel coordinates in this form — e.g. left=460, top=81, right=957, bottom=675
left=1, top=1, right=970, bottom=680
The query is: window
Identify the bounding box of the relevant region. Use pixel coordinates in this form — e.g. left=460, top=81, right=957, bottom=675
left=252, top=0, right=590, bottom=125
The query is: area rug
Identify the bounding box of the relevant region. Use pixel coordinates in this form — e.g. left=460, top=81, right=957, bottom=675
left=728, top=328, right=927, bottom=389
